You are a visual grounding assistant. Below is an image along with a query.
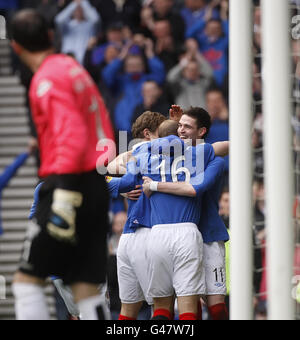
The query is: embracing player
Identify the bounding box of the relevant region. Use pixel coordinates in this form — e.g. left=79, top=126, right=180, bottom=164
left=143, top=106, right=230, bottom=320
left=107, top=111, right=166, bottom=320
left=132, top=133, right=225, bottom=320
left=108, top=110, right=227, bottom=320
left=108, top=106, right=229, bottom=320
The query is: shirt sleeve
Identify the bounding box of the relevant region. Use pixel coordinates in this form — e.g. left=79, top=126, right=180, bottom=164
left=106, top=177, right=122, bottom=199
left=101, top=58, right=123, bottom=90
left=147, top=57, right=166, bottom=85
left=55, top=1, right=77, bottom=31
left=28, top=182, right=44, bottom=220
left=185, top=19, right=206, bottom=40
left=0, top=153, right=28, bottom=190
left=195, top=143, right=215, bottom=171
left=80, top=0, right=100, bottom=25
left=117, top=162, right=139, bottom=194
left=106, top=162, right=139, bottom=198
left=192, top=157, right=225, bottom=196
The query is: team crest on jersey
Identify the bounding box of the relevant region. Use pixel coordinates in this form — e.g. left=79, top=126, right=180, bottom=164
left=105, top=176, right=113, bottom=183
left=37, top=80, right=53, bottom=98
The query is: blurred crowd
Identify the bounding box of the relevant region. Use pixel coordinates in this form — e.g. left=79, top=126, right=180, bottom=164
left=0, top=0, right=300, bottom=320
left=1, top=0, right=230, bottom=143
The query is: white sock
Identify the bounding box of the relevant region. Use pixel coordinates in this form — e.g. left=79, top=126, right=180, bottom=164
left=77, top=294, right=111, bottom=320
left=12, top=283, right=50, bottom=320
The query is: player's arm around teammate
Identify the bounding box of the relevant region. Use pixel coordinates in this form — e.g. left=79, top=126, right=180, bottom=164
left=176, top=108, right=230, bottom=320
left=143, top=157, right=226, bottom=198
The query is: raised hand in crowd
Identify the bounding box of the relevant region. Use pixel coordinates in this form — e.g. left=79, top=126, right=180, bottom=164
left=141, top=5, right=155, bottom=31
left=205, top=0, right=228, bottom=21
left=144, top=38, right=155, bottom=58
left=220, top=0, right=229, bottom=20
left=119, top=40, right=134, bottom=60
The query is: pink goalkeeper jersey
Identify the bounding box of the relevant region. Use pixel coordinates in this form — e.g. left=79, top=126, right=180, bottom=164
left=29, top=54, right=115, bottom=178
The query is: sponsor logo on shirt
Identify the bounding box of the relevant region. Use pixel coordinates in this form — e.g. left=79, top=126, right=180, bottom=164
left=105, top=176, right=113, bottom=183
left=37, top=80, right=53, bottom=98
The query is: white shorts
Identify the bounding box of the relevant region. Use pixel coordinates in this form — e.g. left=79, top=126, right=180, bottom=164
left=147, top=223, right=205, bottom=298
left=117, top=228, right=153, bottom=305
left=203, top=241, right=227, bottom=296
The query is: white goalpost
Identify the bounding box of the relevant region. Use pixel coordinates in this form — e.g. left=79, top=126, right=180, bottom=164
left=261, top=0, right=295, bottom=320
left=230, top=0, right=295, bottom=320
left=229, top=0, right=254, bottom=320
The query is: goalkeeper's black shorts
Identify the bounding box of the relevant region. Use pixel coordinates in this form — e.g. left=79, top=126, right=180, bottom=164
left=18, top=170, right=110, bottom=286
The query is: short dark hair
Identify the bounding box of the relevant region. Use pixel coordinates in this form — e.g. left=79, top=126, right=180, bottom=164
left=184, top=107, right=212, bottom=138
left=206, top=87, right=224, bottom=96
left=11, top=10, right=52, bottom=52
left=107, top=22, right=123, bottom=32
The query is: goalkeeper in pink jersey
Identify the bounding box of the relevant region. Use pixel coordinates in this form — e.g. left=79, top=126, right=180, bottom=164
left=10, top=9, right=114, bottom=320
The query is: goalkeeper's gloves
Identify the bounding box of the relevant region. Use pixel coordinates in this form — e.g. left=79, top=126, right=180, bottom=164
left=47, top=175, right=83, bottom=243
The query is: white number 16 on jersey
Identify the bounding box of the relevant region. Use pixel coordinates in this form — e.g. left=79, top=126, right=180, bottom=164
left=157, top=156, right=191, bottom=183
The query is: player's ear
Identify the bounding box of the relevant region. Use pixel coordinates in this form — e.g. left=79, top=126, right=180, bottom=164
left=198, top=127, right=207, bottom=140
left=143, top=128, right=151, bottom=140
left=11, top=40, right=23, bottom=55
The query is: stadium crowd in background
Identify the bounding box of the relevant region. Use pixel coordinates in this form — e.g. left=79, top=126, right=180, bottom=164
left=1, top=0, right=300, bottom=320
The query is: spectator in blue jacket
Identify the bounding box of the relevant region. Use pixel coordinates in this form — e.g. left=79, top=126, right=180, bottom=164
left=0, top=153, right=29, bottom=236
left=180, top=0, right=219, bottom=32
left=186, top=1, right=229, bottom=87
left=102, top=38, right=165, bottom=135
left=205, top=88, right=229, bottom=172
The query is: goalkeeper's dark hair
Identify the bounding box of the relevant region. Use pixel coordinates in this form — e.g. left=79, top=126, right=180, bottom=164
left=11, top=9, right=52, bottom=52
left=184, top=107, right=212, bottom=139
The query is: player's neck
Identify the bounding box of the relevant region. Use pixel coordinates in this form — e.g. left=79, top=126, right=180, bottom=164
left=24, top=49, right=54, bottom=73
left=193, top=140, right=204, bottom=147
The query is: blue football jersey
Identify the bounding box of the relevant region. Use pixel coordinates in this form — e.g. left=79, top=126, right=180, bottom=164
left=106, top=173, right=152, bottom=234
left=188, top=155, right=229, bottom=242
left=199, top=172, right=230, bottom=243
left=107, top=136, right=227, bottom=236
left=134, top=137, right=229, bottom=242
left=105, top=161, right=140, bottom=200
left=133, top=135, right=216, bottom=226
